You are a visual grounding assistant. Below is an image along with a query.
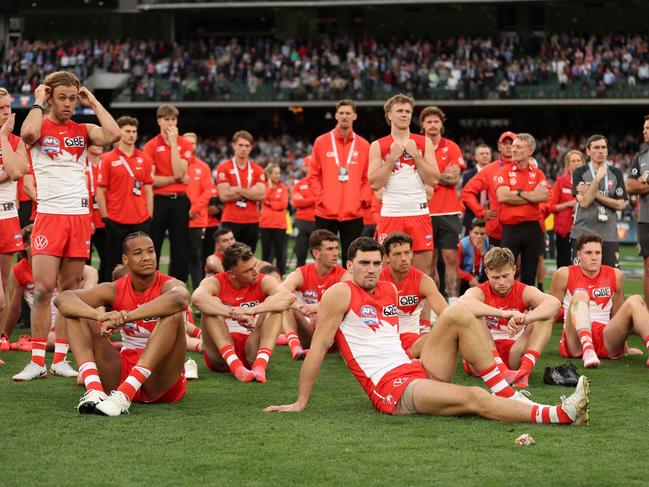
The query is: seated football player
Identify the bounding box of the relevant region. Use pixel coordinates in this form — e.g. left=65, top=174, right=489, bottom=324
left=458, top=246, right=560, bottom=388
left=204, top=228, right=236, bottom=277
left=551, top=233, right=649, bottom=368
left=54, top=232, right=190, bottom=416
left=191, top=242, right=295, bottom=383
left=280, top=229, right=347, bottom=357
left=265, top=237, right=589, bottom=426
left=379, top=232, right=448, bottom=358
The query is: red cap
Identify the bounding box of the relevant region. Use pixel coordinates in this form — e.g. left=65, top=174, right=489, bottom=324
left=499, top=131, right=516, bottom=143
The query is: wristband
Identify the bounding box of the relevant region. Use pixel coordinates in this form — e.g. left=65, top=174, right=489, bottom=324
left=30, top=104, right=44, bottom=112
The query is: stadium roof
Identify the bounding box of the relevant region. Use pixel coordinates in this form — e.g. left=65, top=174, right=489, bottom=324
left=138, top=0, right=547, bottom=9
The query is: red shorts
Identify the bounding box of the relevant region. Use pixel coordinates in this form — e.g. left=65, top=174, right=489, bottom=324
left=376, top=215, right=434, bottom=252
left=463, top=339, right=516, bottom=376
left=203, top=332, right=252, bottom=372
left=119, top=348, right=186, bottom=403
left=399, top=332, right=423, bottom=356
left=560, top=321, right=624, bottom=360
left=31, top=213, right=92, bottom=258
left=0, top=217, right=24, bottom=253
left=370, top=362, right=428, bottom=414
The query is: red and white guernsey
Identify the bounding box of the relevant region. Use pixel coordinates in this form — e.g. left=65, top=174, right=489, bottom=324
left=29, top=118, right=89, bottom=214
left=379, top=266, right=425, bottom=335
left=377, top=134, right=428, bottom=217
left=113, top=271, right=173, bottom=350
left=13, top=257, right=57, bottom=326
left=297, top=263, right=346, bottom=304
left=0, top=133, right=21, bottom=220
left=562, top=264, right=616, bottom=326
left=478, top=280, right=528, bottom=341
left=214, top=272, right=267, bottom=334
left=335, top=281, right=412, bottom=395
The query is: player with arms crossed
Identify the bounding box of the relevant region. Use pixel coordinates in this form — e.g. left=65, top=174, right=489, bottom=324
left=55, top=232, right=190, bottom=416
left=192, top=242, right=295, bottom=383
left=459, top=247, right=560, bottom=388
left=379, top=232, right=447, bottom=358
left=551, top=233, right=649, bottom=368
left=266, top=237, right=589, bottom=426
left=368, top=94, right=439, bottom=276
left=281, top=229, right=347, bottom=358
left=13, top=71, right=120, bottom=381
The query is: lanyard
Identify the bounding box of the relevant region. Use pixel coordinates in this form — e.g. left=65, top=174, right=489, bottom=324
left=330, top=130, right=355, bottom=168
left=87, top=160, right=96, bottom=194
left=233, top=160, right=252, bottom=188
left=118, top=155, right=135, bottom=179
left=588, top=162, right=608, bottom=195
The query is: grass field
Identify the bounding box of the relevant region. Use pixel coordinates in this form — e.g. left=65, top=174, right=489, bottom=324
left=1, top=244, right=647, bottom=486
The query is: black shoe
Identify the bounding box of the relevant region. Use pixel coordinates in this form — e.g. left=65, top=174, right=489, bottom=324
left=543, top=364, right=579, bottom=387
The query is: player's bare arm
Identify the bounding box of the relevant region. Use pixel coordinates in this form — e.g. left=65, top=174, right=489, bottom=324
left=576, top=164, right=606, bottom=208
left=0, top=114, right=29, bottom=179
left=368, top=139, right=398, bottom=190
left=511, top=286, right=561, bottom=335
left=264, top=282, right=350, bottom=412
left=458, top=287, right=524, bottom=320
left=438, top=164, right=461, bottom=187
left=419, top=274, right=448, bottom=315
left=241, top=277, right=296, bottom=315
left=79, top=88, right=121, bottom=147
left=550, top=266, right=570, bottom=303
left=55, top=283, right=118, bottom=321
left=280, top=268, right=305, bottom=294
left=191, top=277, right=231, bottom=317
left=124, top=279, right=189, bottom=322
left=205, top=255, right=224, bottom=274
left=414, top=137, right=440, bottom=186
left=593, top=192, right=628, bottom=211
left=609, top=268, right=625, bottom=318
left=20, top=84, right=48, bottom=145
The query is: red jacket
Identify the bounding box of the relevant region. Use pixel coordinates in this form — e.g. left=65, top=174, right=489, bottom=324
left=291, top=176, right=315, bottom=222
left=549, top=173, right=576, bottom=237
left=260, top=181, right=289, bottom=229
left=460, top=160, right=507, bottom=240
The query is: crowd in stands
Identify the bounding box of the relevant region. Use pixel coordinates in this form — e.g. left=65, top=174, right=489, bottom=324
left=3, top=32, right=649, bottom=101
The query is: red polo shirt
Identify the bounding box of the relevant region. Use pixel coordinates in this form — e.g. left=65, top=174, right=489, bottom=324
left=187, top=157, right=213, bottom=229
left=428, top=137, right=465, bottom=215
left=291, top=176, right=315, bottom=222
left=98, top=147, right=154, bottom=225
left=143, top=134, right=193, bottom=195
left=260, top=181, right=289, bottom=229
left=495, top=162, right=547, bottom=225
left=216, top=158, right=265, bottom=224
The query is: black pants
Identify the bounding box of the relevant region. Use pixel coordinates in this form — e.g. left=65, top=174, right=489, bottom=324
left=489, top=237, right=501, bottom=249
left=88, top=227, right=108, bottom=282
left=501, top=222, right=542, bottom=285
left=294, top=219, right=315, bottom=267
left=556, top=234, right=572, bottom=268
left=315, top=217, right=363, bottom=263
left=18, top=201, right=33, bottom=228
left=362, top=224, right=377, bottom=238
left=221, top=221, right=259, bottom=253
left=105, top=218, right=152, bottom=281
left=188, top=227, right=205, bottom=289
left=203, top=225, right=218, bottom=263
left=152, top=194, right=190, bottom=281
left=260, top=228, right=287, bottom=276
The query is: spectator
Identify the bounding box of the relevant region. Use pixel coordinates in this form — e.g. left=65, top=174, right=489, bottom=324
left=291, top=163, right=316, bottom=268
left=260, top=163, right=289, bottom=276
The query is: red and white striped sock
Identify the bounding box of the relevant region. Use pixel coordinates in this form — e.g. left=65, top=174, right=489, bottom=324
left=79, top=361, right=104, bottom=393
left=117, top=365, right=151, bottom=401
left=252, top=347, right=272, bottom=382
left=286, top=333, right=304, bottom=359
left=189, top=327, right=202, bottom=338
left=578, top=329, right=596, bottom=354
left=643, top=335, right=649, bottom=352
left=515, top=349, right=540, bottom=380
left=31, top=337, right=47, bottom=367
left=220, top=345, right=254, bottom=382
left=479, top=363, right=516, bottom=398
left=52, top=338, right=69, bottom=365
left=531, top=404, right=572, bottom=424
left=491, top=349, right=509, bottom=376
left=193, top=341, right=204, bottom=353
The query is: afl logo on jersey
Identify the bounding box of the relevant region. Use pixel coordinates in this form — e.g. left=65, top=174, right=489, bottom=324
left=399, top=295, right=419, bottom=306
left=360, top=305, right=380, bottom=331
left=42, top=136, right=60, bottom=155
left=592, top=287, right=611, bottom=298
left=64, top=136, right=85, bottom=148
left=303, top=289, right=318, bottom=304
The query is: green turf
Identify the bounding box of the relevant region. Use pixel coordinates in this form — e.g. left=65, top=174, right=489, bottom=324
left=4, top=242, right=646, bottom=486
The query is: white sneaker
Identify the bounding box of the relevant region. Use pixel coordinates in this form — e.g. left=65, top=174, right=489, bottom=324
left=12, top=362, right=47, bottom=382
left=511, top=390, right=537, bottom=405
left=561, top=375, right=591, bottom=426
left=184, top=358, right=198, bottom=380
left=50, top=360, right=79, bottom=378
left=95, top=390, right=131, bottom=417
left=77, top=389, right=108, bottom=414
